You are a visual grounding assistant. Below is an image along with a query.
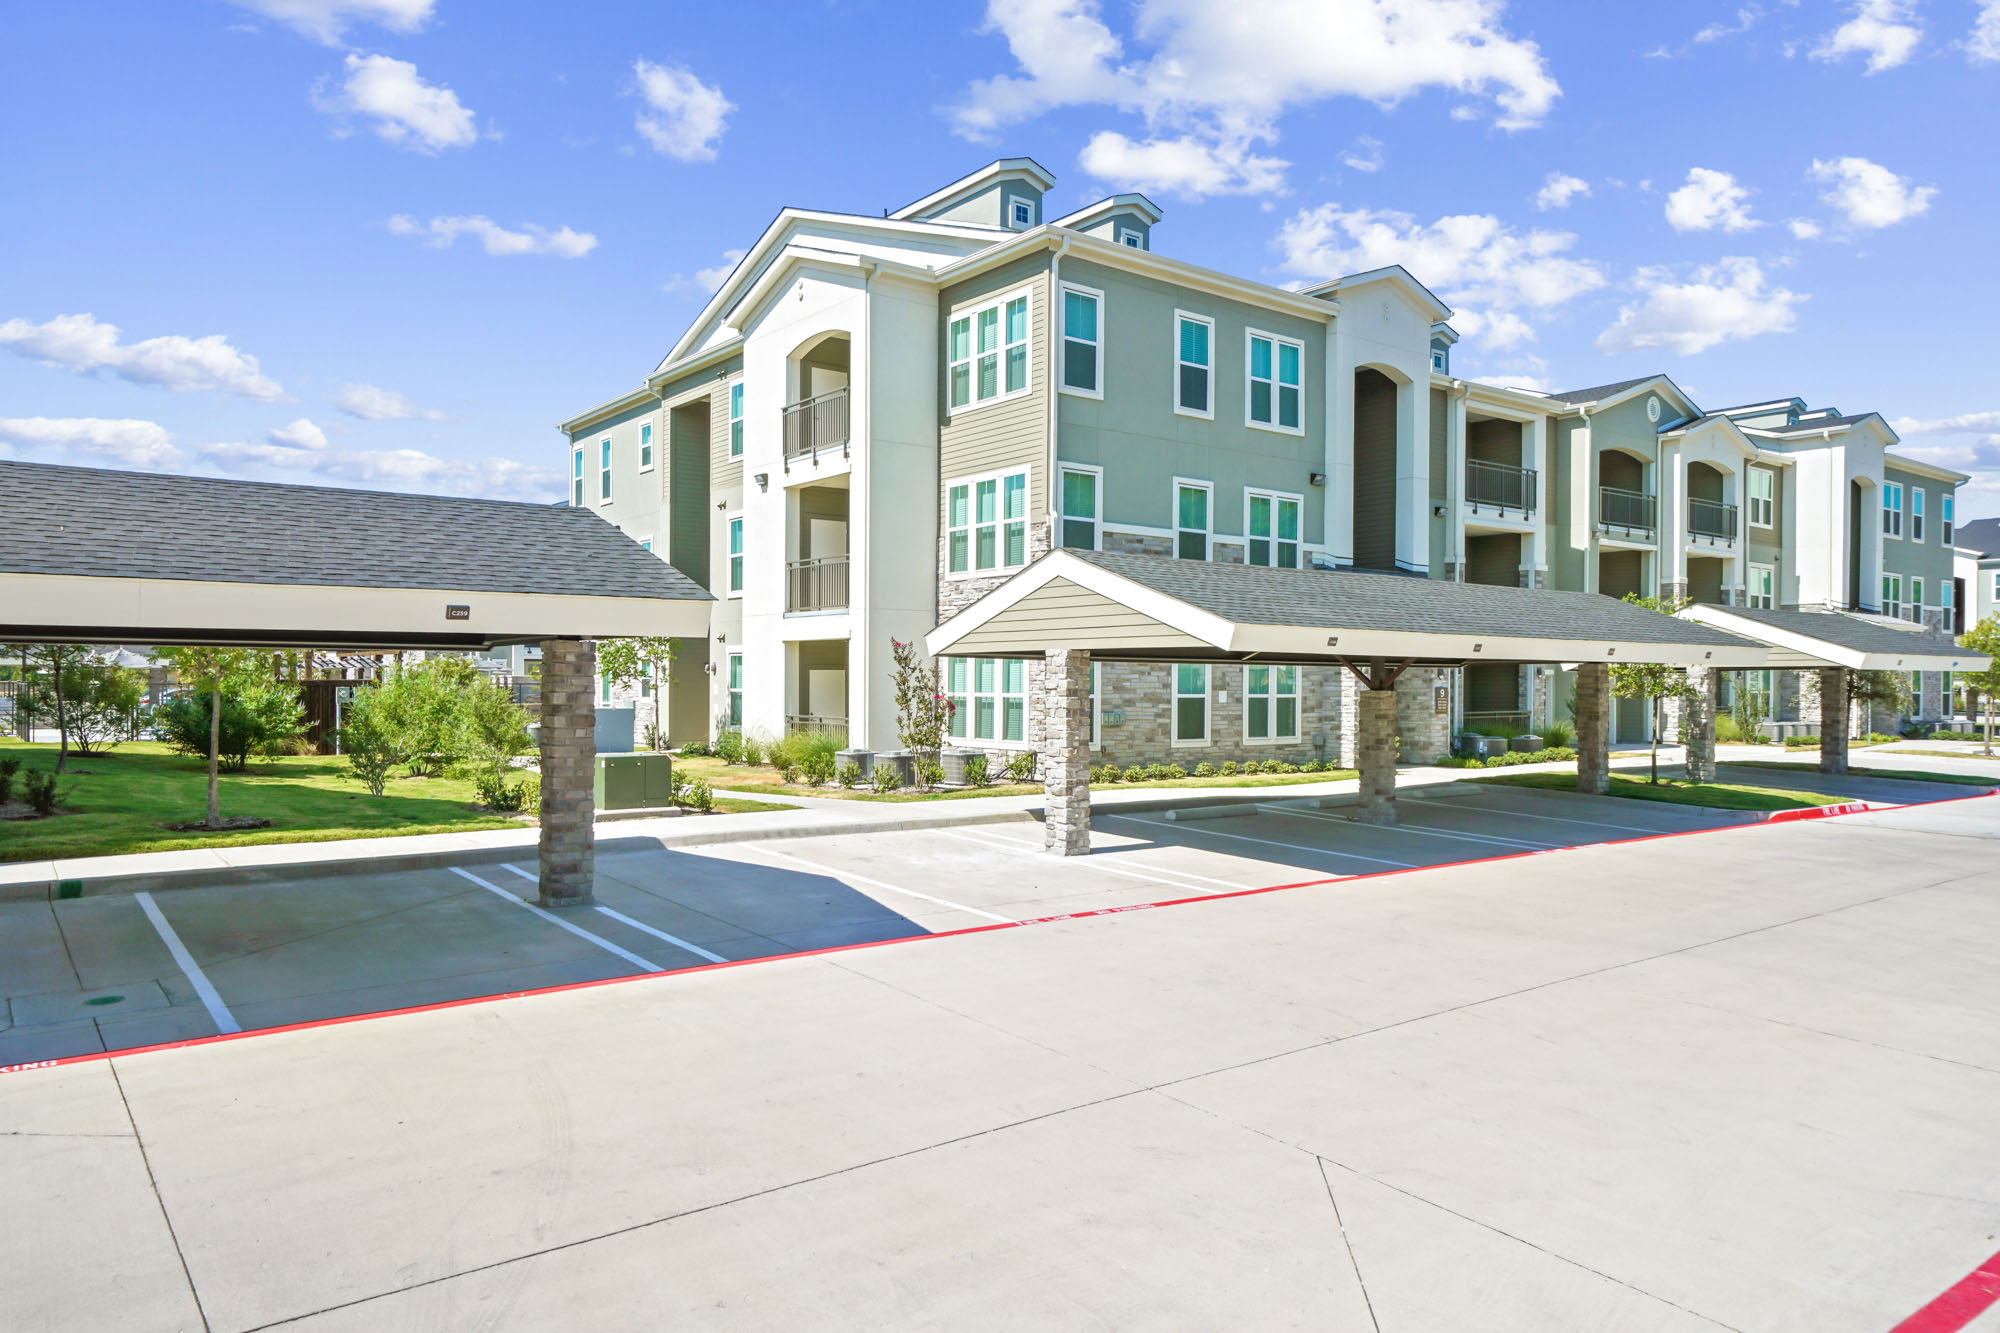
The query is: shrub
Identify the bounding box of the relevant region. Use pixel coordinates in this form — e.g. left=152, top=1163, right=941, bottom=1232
left=1003, top=751, right=1037, bottom=784
left=22, top=768, right=63, bottom=816
left=1437, top=755, right=1484, bottom=768
left=370, top=659, right=477, bottom=777
left=712, top=731, right=744, bottom=765
left=1219, top=760, right=1239, bottom=776
left=461, top=677, right=532, bottom=783
left=779, top=763, right=800, bottom=784
left=0, top=754, right=20, bottom=806
left=1784, top=735, right=1821, bottom=749
left=1259, top=759, right=1286, bottom=774
left=870, top=764, right=903, bottom=793
left=836, top=761, right=863, bottom=789
left=679, top=741, right=712, bottom=758
left=338, top=696, right=402, bottom=797
left=474, top=771, right=532, bottom=812
left=800, top=751, right=835, bottom=787
left=771, top=727, right=846, bottom=774
left=1091, top=763, right=1121, bottom=783
left=157, top=685, right=305, bottom=774
left=1143, top=763, right=1172, bottom=781
left=1121, top=765, right=1145, bottom=782
left=917, top=760, right=945, bottom=790
left=961, top=754, right=988, bottom=787
left=681, top=776, right=714, bottom=812
left=739, top=733, right=769, bottom=767
left=1299, top=759, right=1323, bottom=773
left=1540, top=720, right=1576, bottom=749
left=1714, top=713, right=1746, bottom=744
left=1162, top=763, right=1188, bottom=780
left=1193, top=762, right=1218, bottom=778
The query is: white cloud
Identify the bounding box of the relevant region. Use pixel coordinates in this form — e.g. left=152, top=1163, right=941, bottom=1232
left=1340, top=136, right=1384, bottom=173
left=1973, top=1, right=2000, bottom=60
left=1595, top=257, right=1805, bottom=356
left=1890, top=411, right=2000, bottom=436
left=0, top=417, right=185, bottom=469
left=1664, top=167, right=1759, bottom=232
left=0, top=313, right=285, bottom=401
left=632, top=61, right=733, bottom=162
left=201, top=441, right=564, bottom=502
left=223, top=0, right=432, bottom=45
left=1534, top=172, right=1590, bottom=211
left=1274, top=204, right=1605, bottom=349
left=386, top=214, right=597, bottom=258
left=954, top=0, right=1559, bottom=197
left=1812, top=0, right=1922, bottom=73
left=1808, top=156, right=1937, bottom=229
left=317, top=53, right=476, bottom=153
left=1078, top=130, right=1287, bottom=199
left=267, top=417, right=329, bottom=450
left=334, top=382, right=443, bottom=421
left=1788, top=218, right=1824, bottom=239
left=1695, top=6, right=1763, bottom=44
left=695, top=248, right=748, bottom=292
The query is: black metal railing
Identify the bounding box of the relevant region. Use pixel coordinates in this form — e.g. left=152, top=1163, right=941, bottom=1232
left=786, top=555, right=849, bottom=612
left=783, top=387, right=849, bottom=462
left=1598, top=485, right=1657, bottom=536
left=1688, top=496, right=1739, bottom=541
left=1465, top=459, right=1537, bottom=514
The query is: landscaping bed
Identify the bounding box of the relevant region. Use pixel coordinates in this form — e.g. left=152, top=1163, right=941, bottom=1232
left=1469, top=770, right=1850, bottom=811
left=675, top=753, right=1360, bottom=802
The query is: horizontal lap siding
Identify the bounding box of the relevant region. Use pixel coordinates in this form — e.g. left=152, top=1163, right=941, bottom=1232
left=711, top=378, right=742, bottom=490
left=1465, top=533, right=1521, bottom=588
left=1353, top=369, right=1398, bottom=570
left=1598, top=549, right=1643, bottom=599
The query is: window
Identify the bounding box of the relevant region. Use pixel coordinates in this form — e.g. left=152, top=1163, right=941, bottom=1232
left=599, top=438, right=612, bottom=503
left=1060, top=284, right=1102, bottom=397
left=1911, top=488, right=1926, bottom=543
left=1060, top=465, right=1100, bottom=550
left=726, top=653, right=743, bottom=730
left=601, top=671, right=613, bottom=704
left=639, top=658, right=652, bottom=699
left=1942, top=580, right=1954, bottom=619
left=1088, top=661, right=1100, bottom=748
left=572, top=447, right=585, bottom=506
left=1245, top=490, right=1301, bottom=568
left=1748, top=467, right=1774, bottom=528
left=639, top=537, right=653, bottom=554
left=1944, top=493, right=1955, bottom=544
left=947, top=290, right=1031, bottom=411
left=946, top=469, right=1029, bottom=575
left=1116, top=226, right=1143, bottom=249
left=1747, top=563, right=1774, bottom=609
left=1245, top=664, right=1299, bottom=742
left=1172, top=664, right=1209, bottom=744
left=726, top=514, right=744, bottom=595
left=1745, top=669, right=1773, bottom=719
left=639, top=421, right=654, bottom=471
left=728, top=383, right=744, bottom=458
left=1994, top=571, right=2000, bottom=603
left=1245, top=331, right=1304, bottom=433
left=1883, top=481, right=1903, bottom=538
left=1430, top=347, right=1447, bottom=373
left=946, top=657, right=1027, bottom=744
left=1010, top=198, right=1033, bottom=228
left=1883, top=573, right=1902, bottom=618
left=1175, top=480, right=1211, bottom=560
left=1910, top=577, right=1925, bottom=622
left=1175, top=312, right=1213, bottom=418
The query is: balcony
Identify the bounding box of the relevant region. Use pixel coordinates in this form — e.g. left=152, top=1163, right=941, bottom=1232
left=787, top=554, right=849, bottom=613
left=1598, top=486, right=1657, bottom=538
left=1465, top=459, right=1537, bottom=516
left=783, top=387, right=849, bottom=465
left=786, top=713, right=849, bottom=735
left=1688, top=497, right=1739, bottom=543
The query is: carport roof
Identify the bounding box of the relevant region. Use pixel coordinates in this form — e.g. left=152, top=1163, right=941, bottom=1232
left=927, top=550, right=1772, bottom=668
left=1680, top=604, right=1989, bottom=672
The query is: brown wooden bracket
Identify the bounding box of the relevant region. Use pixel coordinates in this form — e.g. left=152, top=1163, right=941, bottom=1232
left=1335, top=656, right=1415, bottom=692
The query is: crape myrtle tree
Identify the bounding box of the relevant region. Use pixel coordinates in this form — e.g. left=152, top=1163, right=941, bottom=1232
left=155, top=646, right=262, bottom=827
left=597, top=637, right=678, bottom=750
left=1607, top=594, right=1697, bottom=784
left=1957, top=614, right=2000, bottom=755
left=890, top=637, right=953, bottom=788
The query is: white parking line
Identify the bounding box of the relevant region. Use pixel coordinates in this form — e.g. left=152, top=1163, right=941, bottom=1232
left=133, top=892, right=240, bottom=1035
left=500, top=864, right=730, bottom=964
left=738, top=845, right=1016, bottom=924
left=1107, top=813, right=1418, bottom=869
left=449, top=867, right=663, bottom=973
left=1261, top=804, right=1558, bottom=851
left=1408, top=795, right=1670, bottom=836
left=933, top=827, right=1249, bottom=895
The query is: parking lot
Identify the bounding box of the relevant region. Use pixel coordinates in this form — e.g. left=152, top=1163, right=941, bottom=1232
left=0, top=781, right=1791, bottom=1067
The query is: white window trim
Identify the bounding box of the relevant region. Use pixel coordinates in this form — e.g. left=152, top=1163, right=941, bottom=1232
left=946, top=285, right=1035, bottom=418
left=944, top=466, right=1032, bottom=580
left=571, top=446, right=586, bottom=507
left=1747, top=466, right=1774, bottom=529
left=725, top=511, right=744, bottom=598
left=598, top=437, right=613, bottom=506
left=1911, top=577, right=1926, bottom=621
left=1009, top=198, right=1034, bottom=229
left=1243, top=488, right=1305, bottom=568
left=1174, top=476, right=1213, bottom=561
left=1171, top=663, right=1211, bottom=748
left=1747, top=562, right=1774, bottom=609
left=1057, top=281, right=1104, bottom=400
left=638, top=535, right=655, bottom=555
left=1173, top=310, right=1215, bottom=421
left=727, top=382, right=745, bottom=459
left=1883, top=573, right=1903, bottom=618
left=947, top=657, right=1033, bottom=749
left=1243, top=328, right=1306, bottom=437
left=1883, top=481, right=1903, bottom=540
left=725, top=651, right=744, bottom=731
left=1430, top=348, right=1447, bottom=372
left=1115, top=226, right=1143, bottom=249
left=1058, top=462, right=1103, bottom=552
left=1943, top=493, right=1955, bottom=545
left=637, top=417, right=656, bottom=473
left=1910, top=487, right=1926, bottom=544
left=1241, top=663, right=1302, bottom=745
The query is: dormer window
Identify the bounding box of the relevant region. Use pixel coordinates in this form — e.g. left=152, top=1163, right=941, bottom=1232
left=1117, top=226, right=1144, bottom=249
left=1430, top=348, right=1447, bottom=372
left=1010, top=199, right=1033, bottom=228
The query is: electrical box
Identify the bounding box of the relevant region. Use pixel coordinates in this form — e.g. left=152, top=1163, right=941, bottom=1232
left=594, top=752, right=674, bottom=810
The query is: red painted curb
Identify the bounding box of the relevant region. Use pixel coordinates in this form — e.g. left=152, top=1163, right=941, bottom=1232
left=5, top=787, right=1993, bottom=1078
left=1889, top=1247, right=2000, bottom=1333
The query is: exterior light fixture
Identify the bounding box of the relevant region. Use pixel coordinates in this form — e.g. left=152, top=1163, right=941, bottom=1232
left=754, top=472, right=769, bottom=491
left=1325, top=636, right=1339, bottom=647
left=1471, top=643, right=1483, bottom=652
left=1309, top=472, right=1326, bottom=486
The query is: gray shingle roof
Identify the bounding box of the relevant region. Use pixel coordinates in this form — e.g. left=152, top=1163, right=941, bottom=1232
left=1955, top=516, right=2000, bottom=557
left=1706, top=605, right=1954, bottom=655
left=1543, top=376, right=1661, bottom=406
left=1067, top=551, right=1753, bottom=648
left=1746, top=412, right=1879, bottom=434
left=0, top=460, right=712, bottom=601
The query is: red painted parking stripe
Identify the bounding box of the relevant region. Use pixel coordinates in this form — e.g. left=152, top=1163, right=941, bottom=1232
left=5, top=788, right=1992, bottom=1078
left=1889, top=1247, right=2000, bottom=1333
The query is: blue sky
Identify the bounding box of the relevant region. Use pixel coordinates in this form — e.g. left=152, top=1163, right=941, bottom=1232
left=5, top=0, right=1999, bottom=514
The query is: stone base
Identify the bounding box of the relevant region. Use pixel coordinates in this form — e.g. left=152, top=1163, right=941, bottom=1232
left=1355, top=689, right=1398, bottom=825
left=537, top=637, right=597, bottom=907
left=1575, top=661, right=1610, bottom=795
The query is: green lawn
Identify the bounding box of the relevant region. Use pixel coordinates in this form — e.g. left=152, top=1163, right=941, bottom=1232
left=0, top=739, right=786, bottom=863
left=1469, top=770, right=1850, bottom=811
left=677, top=754, right=1358, bottom=802
left=1724, top=760, right=2000, bottom=788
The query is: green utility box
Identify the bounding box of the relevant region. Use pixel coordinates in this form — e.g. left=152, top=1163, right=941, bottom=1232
left=594, top=752, right=675, bottom=810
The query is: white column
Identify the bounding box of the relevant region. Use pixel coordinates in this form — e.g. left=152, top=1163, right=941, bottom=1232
left=1524, top=413, right=1548, bottom=579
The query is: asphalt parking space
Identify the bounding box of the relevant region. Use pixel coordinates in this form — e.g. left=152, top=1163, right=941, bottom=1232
left=1717, top=761, right=1998, bottom=807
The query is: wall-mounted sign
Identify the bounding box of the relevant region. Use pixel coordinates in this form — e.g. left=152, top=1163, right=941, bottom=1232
left=1103, top=709, right=1126, bottom=726
left=1433, top=684, right=1449, bottom=715
left=445, top=605, right=471, bottom=621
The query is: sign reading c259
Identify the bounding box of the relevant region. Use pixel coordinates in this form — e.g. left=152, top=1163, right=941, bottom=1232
left=445, top=605, right=471, bottom=621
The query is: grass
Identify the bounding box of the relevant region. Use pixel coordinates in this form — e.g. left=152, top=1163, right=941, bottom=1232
left=0, top=739, right=789, bottom=864
left=676, top=754, right=1359, bottom=801
left=1723, top=760, right=2000, bottom=788
left=1869, top=747, right=2000, bottom=763
left=1469, top=770, right=1850, bottom=811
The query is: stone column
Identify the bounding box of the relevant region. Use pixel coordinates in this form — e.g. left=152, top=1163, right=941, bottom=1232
left=1042, top=648, right=1091, bottom=855
left=1336, top=672, right=1361, bottom=768
left=1684, top=665, right=1717, bottom=783
left=537, top=637, right=597, bottom=908
left=1576, top=661, right=1611, bottom=794
left=1819, top=667, right=1850, bottom=776
left=1356, top=687, right=1399, bottom=825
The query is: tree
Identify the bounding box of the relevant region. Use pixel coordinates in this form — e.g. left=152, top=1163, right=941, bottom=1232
left=371, top=657, right=480, bottom=777
left=1607, top=595, right=1695, bottom=784
left=597, top=637, right=677, bottom=750
left=460, top=675, right=533, bottom=780
left=156, top=647, right=262, bottom=827
left=1959, top=614, right=2000, bottom=755
left=889, top=637, right=952, bottom=785
left=336, top=690, right=403, bottom=796
left=23, top=645, right=93, bottom=773
left=62, top=654, right=145, bottom=756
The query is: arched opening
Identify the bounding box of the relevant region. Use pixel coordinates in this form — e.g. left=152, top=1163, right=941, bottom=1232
left=1684, top=460, right=1733, bottom=606
left=1352, top=367, right=1399, bottom=570
left=784, top=332, right=851, bottom=462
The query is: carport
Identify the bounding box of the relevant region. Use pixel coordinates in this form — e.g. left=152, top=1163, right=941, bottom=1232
left=0, top=460, right=711, bottom=906
left=926, top=550, right=1769, bottom=853
left=1680, top=604, right=1988, bottom=774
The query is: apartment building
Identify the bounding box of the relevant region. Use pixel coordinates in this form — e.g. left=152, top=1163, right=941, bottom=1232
left=560, top=158, right=1969, bottom=760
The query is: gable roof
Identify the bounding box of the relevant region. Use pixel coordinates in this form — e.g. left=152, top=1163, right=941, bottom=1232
left=1051, top=193, right=1164, bottom=230
left=1682, top=604, right=1984, bottom=671
left=1955, top=516, right=2000, bottom=557
left=889, top=157, right=1057, bottom=222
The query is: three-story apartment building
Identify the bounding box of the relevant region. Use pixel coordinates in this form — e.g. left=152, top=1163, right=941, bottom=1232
left=561, top=159, right=1968, bottom=760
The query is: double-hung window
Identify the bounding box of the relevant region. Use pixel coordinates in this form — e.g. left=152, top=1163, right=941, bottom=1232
left=1060, top=284, right=1102, bottom=397
left=572, top=447, right=585, bottom=506
left=1911, top=488, right=1926, bottom=542
left=946, top=469, right=1029, bottom=576
left=1883, top=573, right=1902, bottom=618
left=1245, top=490, right=1301, bottom=568
left=726, top=514, right=744, bottom=595
left=1884, top=482, right=1903, bottom=538
left=1172, top=664, right=1209, bottom=745
left=728, top=383, right=744, bottom=458
left=1059, top=465, right=1100, bottom=550
left=1175, top=312, right=1213, bottom=418
left=948, top=291, right=1030, bottom=411
left=1245, top=331, right=1303, bottom=433
left=1747, top=563, right=1774, bottom=609
left=1911, top=577, right=1925, bottom=622
left=1943, top=493, right=1955, bottom=544
left=599, top=438, right=613, bottom=502
left=639, top=421, right=654, bottom=471
left=1175, top=480, right=1211, bottom=560
left=1747, top=467, right=1774, bottom=528
left=946, top=657, right=1026, bottom=744
left=1244, top=665, right=1299, bottom=742
left=726, top=653, right=743, bottom=730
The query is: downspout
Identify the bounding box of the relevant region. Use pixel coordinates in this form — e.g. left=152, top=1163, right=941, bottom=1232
left=1448, top=379, right=1470, bottom=577
left=1046, top=234, right=1071, bottom=548
left=856, top=257, right=878, bottom=748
